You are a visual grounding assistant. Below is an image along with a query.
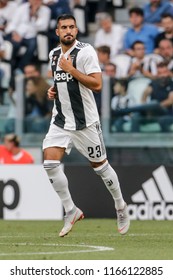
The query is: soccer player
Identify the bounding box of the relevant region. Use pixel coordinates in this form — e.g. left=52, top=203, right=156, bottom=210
left=43, top=14, right=130, bottom=237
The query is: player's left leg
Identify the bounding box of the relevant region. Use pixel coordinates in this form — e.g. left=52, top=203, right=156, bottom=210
left=71, top=121, right=130, bottom=234
left=92, top=159, right=125, bottom=210
left=91, top=159, right=130, bottom=235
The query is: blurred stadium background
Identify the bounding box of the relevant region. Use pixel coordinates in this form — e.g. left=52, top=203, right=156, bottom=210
left=0, top=1, right=173, bottom=260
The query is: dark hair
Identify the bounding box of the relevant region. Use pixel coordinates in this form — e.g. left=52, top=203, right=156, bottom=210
left=157, top=61, right=169, bottom=68
left=97, top=45, right=111, bottom=55
left=161, top=13, right=173, bottom=20
left=158, top=38, right=173, bottom=47
left=131, top=40, right=145, bottom=49
left=57, top=14, right=76, bottom=25
left=129, top=7, right=144, bottom=17
left=5, top=134, right=20, bottom=147
left=104, top=62, right=117, bottom=71
left=115, top=79, right=129, bottom=91
left=24, top=63, right=40, bottom=72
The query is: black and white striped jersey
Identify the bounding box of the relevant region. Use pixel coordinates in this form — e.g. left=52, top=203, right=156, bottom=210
left=49, top=40, right=101, bottom=130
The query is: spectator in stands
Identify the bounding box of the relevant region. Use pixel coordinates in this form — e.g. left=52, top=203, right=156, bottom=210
left=103, top=62, right=117, bottom=78
left=103, top=62, right=117, bottom=104
left=5, top=0, right=51, bottom=74
left=124, top=7, right=159, bottom=55
left=24, top=62, right=53, bottom=85
left=24, top=64, right=42, bottom=78
left=4, top=69, right=52, bottom=133
left=143, top=0, right=173, bottom=26
left=158, top=38, right=173, bottom=60
left=111, top=79, right=132, bottom=132
left=0, top=133, right=34, bottom=164
left=97, top=45, right=111, bottom=71
left=127, top=40, right=160, bottom=78
left=156, top=38, right=173, bottom=72
left=0, top=0, right=17, bottom=90
left=103, top=62, right=117, bottom=96
left=0, top=0, right=18, bottom=36
left=128, top=41, right=146, bottom=78
left=24, top=62, right=53, bottom=87
left=24, top=76, right=52, bottom=132
left=130, top=61, right=173, bottom=132
left=131, top=38, right=173, bottom=78
left=154, top=14, right=173, bottom=51
left=94, top=12, right=125, bottom=60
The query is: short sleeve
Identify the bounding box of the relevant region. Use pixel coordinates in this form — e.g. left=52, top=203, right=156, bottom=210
left=79, top=45, right=101, bottom=75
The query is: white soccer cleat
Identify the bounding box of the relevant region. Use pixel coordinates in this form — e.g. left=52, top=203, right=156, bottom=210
left=116, top=203, right=130, bottom=235
left=59, top=207, right=84, bottom=237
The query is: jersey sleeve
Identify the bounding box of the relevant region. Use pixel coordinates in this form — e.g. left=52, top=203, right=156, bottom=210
left=81, top=45, right=101, bottom=75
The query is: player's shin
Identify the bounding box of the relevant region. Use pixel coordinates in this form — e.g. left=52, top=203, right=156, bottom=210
left=93, top=160, right=125, bottom=210
left=43, top=160, right=75, bottom=213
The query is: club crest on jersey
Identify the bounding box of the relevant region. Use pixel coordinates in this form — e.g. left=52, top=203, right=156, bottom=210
left=70, top=54, right=75, bottom=63
left=54, top=70, right=73, bottom=83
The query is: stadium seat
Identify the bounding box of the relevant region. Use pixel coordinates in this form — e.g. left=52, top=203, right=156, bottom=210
left=127, top=77, right=151, bottom=105
left=112, top=54, right=131, bottom=78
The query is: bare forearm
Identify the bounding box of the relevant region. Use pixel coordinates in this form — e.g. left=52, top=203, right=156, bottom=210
left=161, top=99, right=173, bottom=107
left=58, top=54, right=102, bottom=92
left=141, top=69, right=155, bottom=79
left=68, top=67, right=102, bottom=92
left=0, top=50, right=5, bottom=59
left=142, top=86, right=152, bottom=103
left=141, top=93, right=149, bottom=103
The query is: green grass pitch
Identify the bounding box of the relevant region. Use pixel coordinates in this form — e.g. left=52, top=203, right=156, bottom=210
left=0, top=219, right=172, bottom=260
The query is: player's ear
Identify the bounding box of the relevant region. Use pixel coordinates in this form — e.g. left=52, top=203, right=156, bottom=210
left=55, top=28, right=59, bottom=37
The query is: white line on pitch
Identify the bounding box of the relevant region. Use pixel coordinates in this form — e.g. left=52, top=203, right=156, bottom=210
left=0, top=243, right=114, bottom=256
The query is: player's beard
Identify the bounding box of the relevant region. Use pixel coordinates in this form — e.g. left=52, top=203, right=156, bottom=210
left=61, top=35, right=76, bottom=46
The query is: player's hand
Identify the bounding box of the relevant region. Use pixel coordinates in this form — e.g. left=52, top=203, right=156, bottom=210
left=58, top=55, right=73, bottom=72
left=47, top=86, right=56, bottom=100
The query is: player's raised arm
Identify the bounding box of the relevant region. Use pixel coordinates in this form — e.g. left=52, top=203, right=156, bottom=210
left=59, top=54, right=102, bottom=92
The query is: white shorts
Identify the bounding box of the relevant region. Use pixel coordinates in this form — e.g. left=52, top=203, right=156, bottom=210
left=42, top=121, right=107, bottom=162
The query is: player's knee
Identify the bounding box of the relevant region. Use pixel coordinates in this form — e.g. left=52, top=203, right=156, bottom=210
left=93, top=160, right=108, bottom=176
left=90, top=158, right=107, bottom=168
left=43, top=160, right=61, bottom=176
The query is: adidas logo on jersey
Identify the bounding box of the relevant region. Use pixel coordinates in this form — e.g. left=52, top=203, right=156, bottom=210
left=76, top=42, right=89, bottom=48
left=128, top=166, right=173, bottom=220
left=54, top=71, right=73, bottom=83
